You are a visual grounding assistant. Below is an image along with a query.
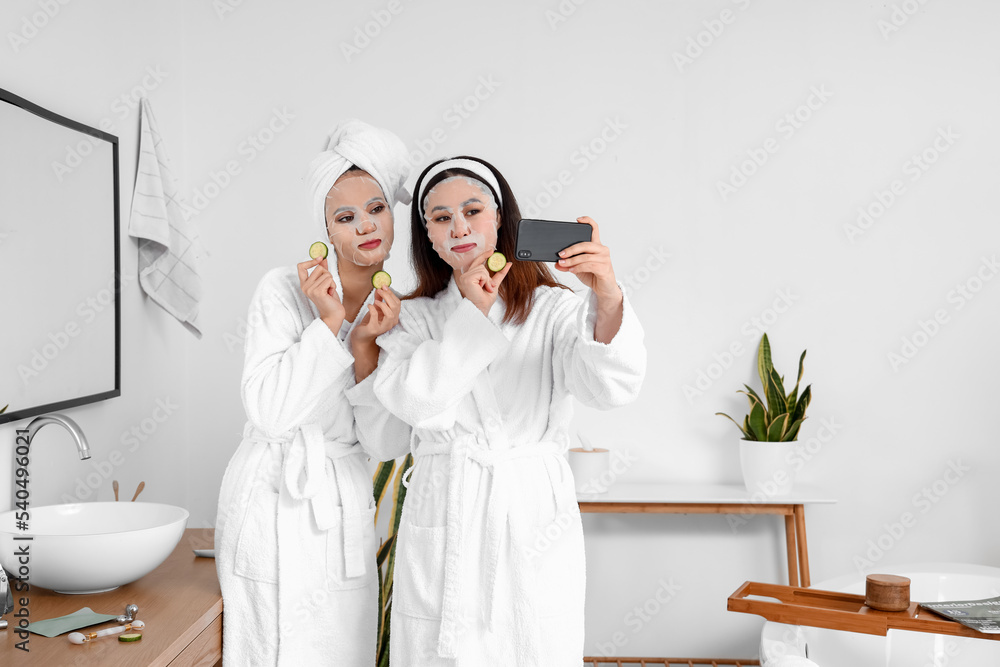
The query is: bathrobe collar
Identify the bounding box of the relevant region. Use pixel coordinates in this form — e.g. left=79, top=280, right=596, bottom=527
left=443, top=274, right=508, bottom=325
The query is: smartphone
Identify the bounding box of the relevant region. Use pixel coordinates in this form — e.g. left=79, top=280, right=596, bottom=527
left=514, top=219, right=592, bottom=262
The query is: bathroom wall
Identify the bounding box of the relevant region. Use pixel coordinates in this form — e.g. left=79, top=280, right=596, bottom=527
left=0, top=4, right=195, bottom=513
left=3, top=0, right=999, bottom=657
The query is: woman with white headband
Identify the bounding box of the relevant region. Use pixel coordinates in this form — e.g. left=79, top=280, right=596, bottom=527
left=216, top=119, right=412, bottom=666
left=349, top=156, right=647, bottom=665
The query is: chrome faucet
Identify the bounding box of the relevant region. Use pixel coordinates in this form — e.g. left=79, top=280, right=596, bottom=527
left=11, top=414, right=91, bottom=511
left=11, top=415, right=90, bottom=508
left=23, top=414, right=91, bottom=460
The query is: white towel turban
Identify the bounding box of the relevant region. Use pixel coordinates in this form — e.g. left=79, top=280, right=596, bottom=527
left=305, top=119, right=411, bottom=302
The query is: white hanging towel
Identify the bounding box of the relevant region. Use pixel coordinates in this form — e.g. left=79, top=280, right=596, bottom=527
left=128, top=98, right=203, bottom=337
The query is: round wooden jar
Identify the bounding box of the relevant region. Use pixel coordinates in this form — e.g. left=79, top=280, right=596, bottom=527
left=865, top=574, right=911, bottom=611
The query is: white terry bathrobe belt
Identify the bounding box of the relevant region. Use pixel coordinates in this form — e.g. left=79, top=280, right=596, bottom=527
left=402, top=374, right=570, bottom=661
left=243, top=422, right=368, bottom=579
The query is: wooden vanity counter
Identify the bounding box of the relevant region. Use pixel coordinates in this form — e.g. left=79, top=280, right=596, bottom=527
left=1, top=528, right=221, bottom=666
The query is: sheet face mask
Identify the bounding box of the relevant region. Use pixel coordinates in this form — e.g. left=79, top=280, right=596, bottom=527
left=422, top=176, right=499, bottom=273
left=325, top=172, right=394, bottom=267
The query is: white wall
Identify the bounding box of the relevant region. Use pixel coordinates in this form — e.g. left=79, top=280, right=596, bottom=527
left=3, top=0, right=999, bottom=658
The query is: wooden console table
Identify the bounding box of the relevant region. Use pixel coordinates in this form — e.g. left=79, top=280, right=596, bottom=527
left=577, top=483, right=836, bottom=587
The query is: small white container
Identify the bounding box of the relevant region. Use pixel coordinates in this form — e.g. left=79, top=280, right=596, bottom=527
left=568, top=447, right=611, bottom=494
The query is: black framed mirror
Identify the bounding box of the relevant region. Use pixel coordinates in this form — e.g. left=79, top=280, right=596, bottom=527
left=0, top=87, right=121, bottom=424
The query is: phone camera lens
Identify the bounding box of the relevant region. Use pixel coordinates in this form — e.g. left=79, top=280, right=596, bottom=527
left=518, top=250, right=531, bottom=258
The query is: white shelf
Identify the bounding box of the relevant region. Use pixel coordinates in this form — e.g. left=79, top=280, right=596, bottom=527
left=576, top=482, right=837, bottom=505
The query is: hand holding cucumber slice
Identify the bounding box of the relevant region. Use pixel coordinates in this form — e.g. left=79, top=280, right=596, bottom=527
left=308, top=241, right=328, bottom=260
left=487, top=252, right=507, bottom=272
left=371, top=270, right=391, bottom=289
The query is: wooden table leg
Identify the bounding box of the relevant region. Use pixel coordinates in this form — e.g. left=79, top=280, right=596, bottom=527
left=784, top=513, right=799, bottom=587
left=794, top=504, right=810, bottom=588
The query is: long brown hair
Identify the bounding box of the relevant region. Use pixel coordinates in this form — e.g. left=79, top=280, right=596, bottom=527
left=406, top=156, right=568, bottom=325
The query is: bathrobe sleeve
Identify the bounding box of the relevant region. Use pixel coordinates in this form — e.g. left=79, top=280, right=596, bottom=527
left=345, top=355, right=413, bottom=461
left=372, top=298, right=509, bottom=429
left=241, top=268, right=355, bottom=435
left=550, top=282, right=646, bottom=408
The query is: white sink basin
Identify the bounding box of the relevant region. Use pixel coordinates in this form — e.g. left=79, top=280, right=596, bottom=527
left=0, top=502, right=188, bottom=594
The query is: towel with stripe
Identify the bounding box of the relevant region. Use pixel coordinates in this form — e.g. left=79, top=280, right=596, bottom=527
left=128, top=97, right=204, bottom=337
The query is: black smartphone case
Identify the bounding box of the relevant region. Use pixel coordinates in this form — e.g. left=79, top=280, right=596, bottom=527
left=514, top=219, right=592, bottom=262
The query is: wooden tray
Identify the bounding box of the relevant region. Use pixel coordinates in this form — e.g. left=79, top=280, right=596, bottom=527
left=728, top=581, right=1000, bottom=641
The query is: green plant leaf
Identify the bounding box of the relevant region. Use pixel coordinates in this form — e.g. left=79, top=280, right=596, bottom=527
left=786, top=350, right=807, bottom=415
left=749, top=401, right=767, bottom=440
left=768, top=367, right=786, bottom=400
left=376, top=534, right=395, bottom=567
left=757, top=335, right=773, bottom=391
left=742, top=384, right=765, bottom=408
left=790, top=385, right=812, bottom=423
left=717, top=412, right=752, bottom=440
left=374, top=453, right=413, bottom=663
left=737, top=390, right=763, bottom=412
left=766, top=368, right=787, bottom=418
left=372, top=460, right=395, bottom=527
left=782, top=418, right=805, bottom=441
left=767, top=413, right=789, bottom=441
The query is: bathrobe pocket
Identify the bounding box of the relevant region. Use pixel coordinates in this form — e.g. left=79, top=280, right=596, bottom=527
left=525, top=504, right=585, bottom=618
left=395, top=522, right=448, bottom=619
left=233, top=486, right=280, bottom=584
left=326, top=505, right=378, bottom=590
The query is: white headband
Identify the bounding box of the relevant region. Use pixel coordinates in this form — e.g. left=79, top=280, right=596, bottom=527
left=418, top=159, right=503, bottom=212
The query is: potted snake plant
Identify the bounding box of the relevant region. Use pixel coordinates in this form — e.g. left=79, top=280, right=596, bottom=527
left=371, top=453, right=413, bottom=667
left=717, top=334, right=811, bottom=496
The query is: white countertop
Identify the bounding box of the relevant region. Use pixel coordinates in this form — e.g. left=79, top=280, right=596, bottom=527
left=576, top=482, right=837, bottom=505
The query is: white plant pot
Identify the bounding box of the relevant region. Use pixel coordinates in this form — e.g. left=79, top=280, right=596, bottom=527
left=739, top=440, right=797, bottom=497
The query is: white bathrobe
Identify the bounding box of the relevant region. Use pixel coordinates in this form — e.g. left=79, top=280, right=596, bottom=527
left=348, top=278, right=646, bottom=666
left=216, top=266, right=397, bottom=667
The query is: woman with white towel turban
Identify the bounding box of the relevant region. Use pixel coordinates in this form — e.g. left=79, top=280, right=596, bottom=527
left=216, top=119, right=412, bottom=666
left=348, top=156, right=647, bottom=665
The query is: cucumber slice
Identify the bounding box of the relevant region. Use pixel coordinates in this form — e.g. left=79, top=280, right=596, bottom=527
left=308, top=241, right=328, bottom=260
left=118, top=633, right=142, bottom=642
left=371, top=270, right=391, bottom=289
left=487, top=252, right=506, bottom=272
